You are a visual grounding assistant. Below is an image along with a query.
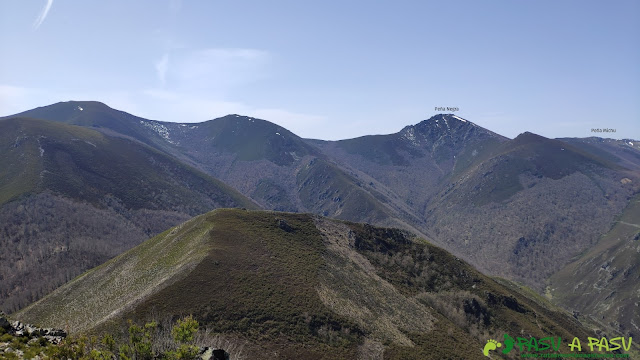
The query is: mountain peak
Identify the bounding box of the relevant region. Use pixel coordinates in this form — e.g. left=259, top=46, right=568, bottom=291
left=512, top=131, right=548, bottom=145
left=6, top=100, right=116, bottom=123
left=399, top=114, right=505, bottom=147
left=426, top=113, right=472, bottom=123
left=62, top=100, right=110, bottom=107
left=220, top=114, right=258, bottom=121
left=408, top=114, right=478, bottom=134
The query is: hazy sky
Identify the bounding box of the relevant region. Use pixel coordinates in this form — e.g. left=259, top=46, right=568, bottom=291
left=1, top=1, right=639, bottom=140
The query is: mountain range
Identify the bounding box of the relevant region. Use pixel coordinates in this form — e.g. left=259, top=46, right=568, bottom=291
left=2, top=101, right=639, bottom=354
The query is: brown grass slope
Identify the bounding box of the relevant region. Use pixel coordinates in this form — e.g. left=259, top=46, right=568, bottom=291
left=15, top=209, right=605, bottom=359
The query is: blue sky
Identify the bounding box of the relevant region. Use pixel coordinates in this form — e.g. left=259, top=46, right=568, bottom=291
left=1, top=1, right=638, bottom=140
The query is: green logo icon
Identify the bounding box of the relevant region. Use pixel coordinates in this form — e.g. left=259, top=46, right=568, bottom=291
left=482, top=339, right=501, bottom=356
left=502, top=334, right=515, bottom=354
left=483, top=334, right=515, bottom=357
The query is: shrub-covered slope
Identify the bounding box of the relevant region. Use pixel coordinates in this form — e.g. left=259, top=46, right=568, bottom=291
left=15, top=209, right=604, bottom=359
left=310, top=115, right=640, bottom=293
left=0, top=117, right=257, bottom=313
left=550, top=193, right=640, bottom=339
left=423, top=132, right=638, bottom=289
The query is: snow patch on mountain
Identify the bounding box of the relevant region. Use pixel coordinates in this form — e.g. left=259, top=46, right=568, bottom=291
left=139, top=120, right=176, bottom=144
left=402, top=127, right=420, bottom=146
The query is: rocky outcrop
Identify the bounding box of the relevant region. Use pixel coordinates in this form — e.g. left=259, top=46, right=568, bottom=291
left=0, top=311, right=66, bottom=344
left=200, top=346, right=230, bottom=360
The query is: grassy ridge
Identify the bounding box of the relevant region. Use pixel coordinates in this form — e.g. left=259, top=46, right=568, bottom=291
left=0, top=117, right=104, bottom=205
left=14, top=209, right=607, bottom=359
left=194, top=115, right=318, bottom=165
left=8, top=101, right=163, bottom=148
left=296, top=158, right=392, bottom=223
left=448, top=132, right=624, bottom=206
left=0, top=117, right=257, bottom=211
left=15, top=212, right=215, bottom=332
left=0, top=124, right=42, bottom=205
left=119, top=210, right=363, bottom=359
